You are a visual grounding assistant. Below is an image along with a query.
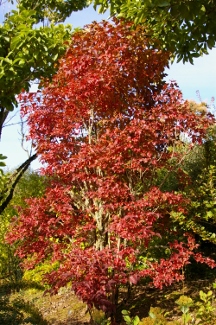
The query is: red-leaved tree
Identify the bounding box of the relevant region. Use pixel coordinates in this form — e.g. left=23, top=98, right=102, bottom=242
left=7, top=19, right=215, bottom=320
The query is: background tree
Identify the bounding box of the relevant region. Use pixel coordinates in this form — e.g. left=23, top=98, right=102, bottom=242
left=17, top=0, right=87, bottom=22
left=156, top=100, right=216, bottom=278
left=0, top=0, right=86, bottom=214
left=181, top=124, right=216, bottom=277
left=92, top=0, right=216, bottom=63
left=0, top=4, right=72, bottom=133
left=7, top=20, right=215, bottom=321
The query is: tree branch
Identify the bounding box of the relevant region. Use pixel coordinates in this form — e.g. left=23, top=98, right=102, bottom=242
left=0, top=153, right=37, bottom=214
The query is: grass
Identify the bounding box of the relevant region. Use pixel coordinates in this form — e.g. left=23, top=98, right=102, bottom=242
left=9, top=286, right=90, bottom=325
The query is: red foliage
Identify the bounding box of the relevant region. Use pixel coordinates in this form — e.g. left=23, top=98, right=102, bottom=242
left=8, top=19, right=215, bottom=316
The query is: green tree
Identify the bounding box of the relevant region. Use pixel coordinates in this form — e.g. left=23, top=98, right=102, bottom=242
left=0, top=5, right=71, bottom=133
left=167, top=111, right=216, bottom=278
left=92, top=0, right=216, bottom=63
left=183, top=128, right=216, bottom=244
left=17, top=0, right=87, bottom=23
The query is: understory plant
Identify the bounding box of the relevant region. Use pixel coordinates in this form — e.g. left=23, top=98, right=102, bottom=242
left=122, top=282, right=216, bottom=324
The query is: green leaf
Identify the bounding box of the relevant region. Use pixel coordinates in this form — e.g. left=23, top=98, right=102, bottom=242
left=121, top=310, right=128, bottom=315
left=10, top=35, right=23, bottom=50
left=53, top=53, right=58, bottom=61
left=199, top=290, right=207, bottom=301
left=149, top=311, right=156, bottom=319
left=207, top=290, right=213, bottom=297
left=123, top=315, right=131, bottom=322
left=207, top=37, right=215, bottom=49
left=18, top=59, right=26, bottom=66
left=133, top=315, right=140, bottom=325
left=201, top=5, right=206, bottom=12
left=158, top=1, right=170, bottom=8
left=0, top=154, right=7, bottom=160
left=206, top=211, right=213, bottom=218
left=181, top=306, right=189, bottom=314
left=91, top=0, right=216, bottom=62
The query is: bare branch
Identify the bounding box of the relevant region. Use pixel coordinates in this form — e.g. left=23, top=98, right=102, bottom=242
left=18, top=115, right=32, bottom=158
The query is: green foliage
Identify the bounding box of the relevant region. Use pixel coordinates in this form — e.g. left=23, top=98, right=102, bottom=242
left=123, top=283, right=216, bottom=324
left=159, top=120, right=216, bottom=273
left=173, top=287, right=216, bottom=324
left=0, top=9, right=71, bottom=112
left=17, top=0, right=88, bottom=23
left=141, top=307, right=169, bottom=324
left=122, top=310, right=140, bottom=325
left=90, top=308, right=111, bottom=324
left=0, top=171, right=46, bottom=283
left=0, top=0, right=88, bottom=140
left=189, top=165, right=216, bottom=242
left=0, top=0, right=88, bottom=220
left=92, top=0, right=216, bottom=63
left=175, top=295, right=194, bottom=324
left=195, top=289, right=215, bottom=324
left=0, top=154, right=7, bottom=171
left=180, top=128, right=216, bottom=247
left=23, top=260, right=59, bottom=284
left=9, top=170, right=47, bottom=204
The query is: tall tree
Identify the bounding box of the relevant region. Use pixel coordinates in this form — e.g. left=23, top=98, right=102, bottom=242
left=7, top=20, right=215, bottom=320
left=92, top=0, right=216, bottom=63
left=182, top=123, right=216, bottom=260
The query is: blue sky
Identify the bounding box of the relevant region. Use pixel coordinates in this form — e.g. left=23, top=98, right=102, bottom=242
left=1, top=5, right=216, bottom=170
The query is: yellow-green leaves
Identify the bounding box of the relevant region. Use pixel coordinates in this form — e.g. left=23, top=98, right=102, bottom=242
left=0, top=9, right=71, bottom=112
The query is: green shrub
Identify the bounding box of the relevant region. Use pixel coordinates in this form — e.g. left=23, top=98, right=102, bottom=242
left=122, top=283, right=216, bottom=325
